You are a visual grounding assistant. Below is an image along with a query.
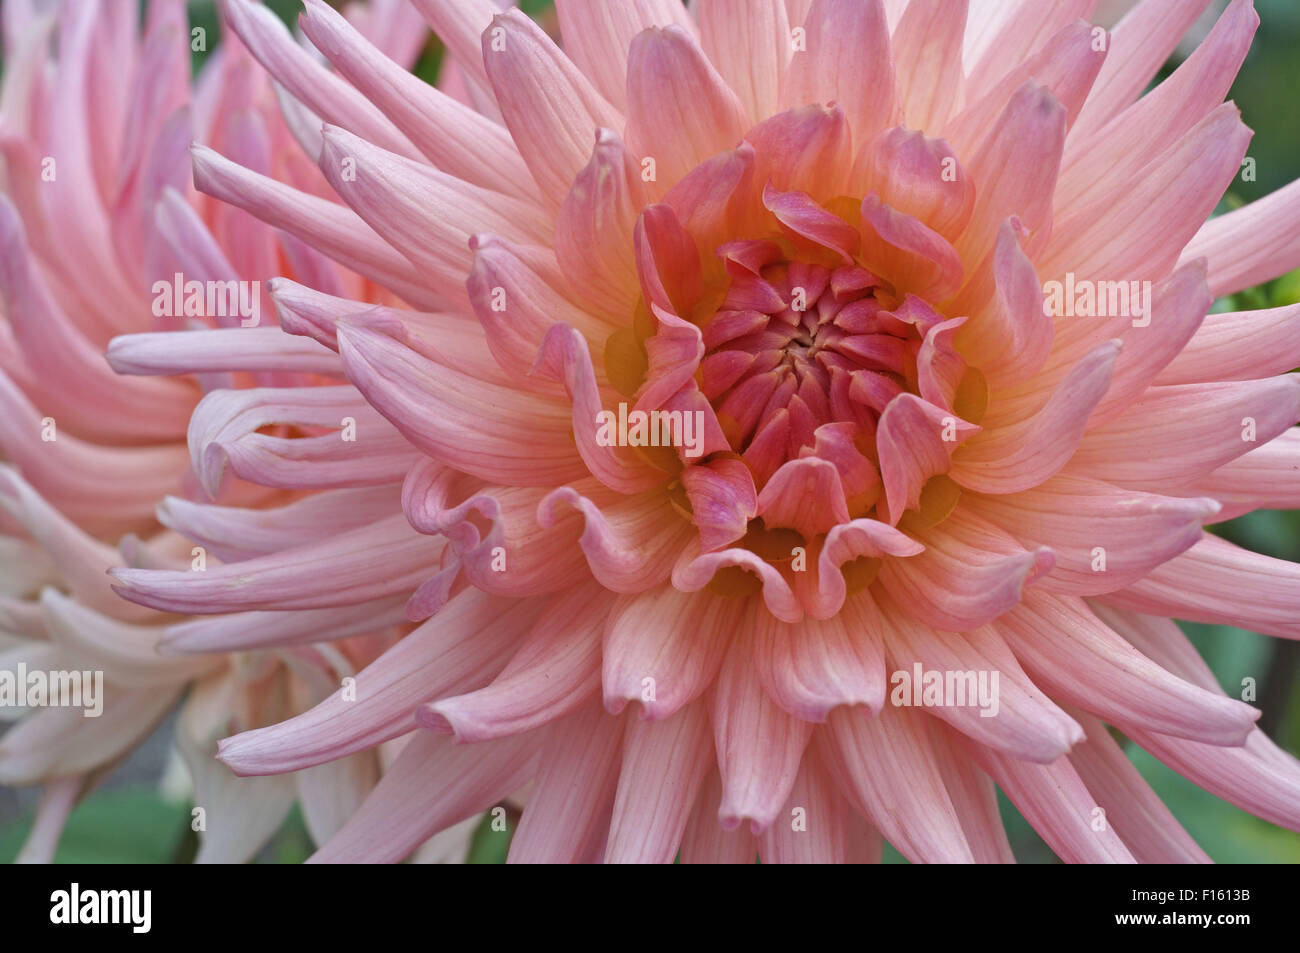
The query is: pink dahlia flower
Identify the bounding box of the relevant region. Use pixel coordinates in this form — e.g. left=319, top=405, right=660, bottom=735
left=0, top=0, right=473, bottom=863
left=113, top=0, right=1300, bottom=863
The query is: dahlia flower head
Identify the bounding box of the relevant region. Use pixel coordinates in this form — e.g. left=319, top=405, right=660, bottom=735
left=100, top=0, right=1300, bottom=864
left=0, top=0, right=484, bottom=863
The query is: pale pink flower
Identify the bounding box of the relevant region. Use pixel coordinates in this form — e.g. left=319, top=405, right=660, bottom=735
left=0, top=0, right=453, bottom=862
left=115, top=0, right=1300, bottom=863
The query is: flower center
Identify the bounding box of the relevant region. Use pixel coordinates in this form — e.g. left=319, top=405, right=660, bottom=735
left=701, top=241, right=937, bottom=492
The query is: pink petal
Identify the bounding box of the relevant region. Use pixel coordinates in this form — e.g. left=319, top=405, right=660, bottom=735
left=340, top=322, right=588, bottom=487
left=954, top=81, right=1067, bottom=269
left=1158, top=301, right=1300, bottom=385
left=679, top=768, right=759, bottom=863
left=877, top=505, right=1054, bottom=631
left=554, top=0, right=696, bottom=110
left=298, top=0, right=533, bottom=198
left=753, top=593, right=887, bottom=722
left=1068, top=375, right=1300, bottom=491
left=950, top=341, right=1120, bottom=495
left=555, top=128, right=646, bottom=319
left=758, top=743, right=882, bottom=863
left=1100, top=534, right=1300, bottom=639
left=999, top=589, right=1262, bottom=743
left=698, top=0, right=790, bottom=123
left=680, top=457, right=759, bottom=552
left=481, top=9, right=622, bottom=211
left=711, top=622, right=814, bottom=833
left=221, top=0, right=418, bottom=159
left=876, top=394, right=979, bottom=521
left=604, top=700, right=714, bottom=863
left=1180, top=177, right=1300, bottom=298
left=508, top=705, right=624, bottom=863
left=926, top=721, right=1016, bottom=863
left=878, top=593, right=1084, bottom=763
left=419, top=582, right=612, bottom=742
left=780, top=0, right=897, bottom=146
left=965, top=474, right=1219, bottom=596
left=218, top=590, right=541, bottom=776
left=966, top=743, right=1136, bottom=864
left=625, top=24, right=748, bottom=191
left=1066, top=707, right=1211, bottom=863
left=111, top=513, right=436, bottom=614
left=891, top=0, right=968, bottom=131
left=1070, top=0, right=1217, bottom=138
left=603, top=587, right=741, bottom=720
left=308, top=729, right=540, bottom=863
left=539, top=485, right=695, bottom=591
left=818, top=704, right=975, bottom=863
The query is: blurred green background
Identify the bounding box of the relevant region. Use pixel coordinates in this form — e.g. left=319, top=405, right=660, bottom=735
left=1, top=0, right=1298, bottom=863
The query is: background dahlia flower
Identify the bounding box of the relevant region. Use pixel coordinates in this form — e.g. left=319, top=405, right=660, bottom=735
left=101, top=0, right=1300, bottom=863
left=0, top=0, right=486, bottom=863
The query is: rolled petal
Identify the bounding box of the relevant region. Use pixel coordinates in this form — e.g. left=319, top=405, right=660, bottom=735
left=298, top=0, right=533, bottom=198
left=1041, top=103, right=1250, bottom=287
left=954, top=221, right=1054, bottom=389
left=107, top=327, right=342, bottom=377
left=964, top=474, right=1219, bottom=596
left=758, top=742, right=881, bottom=863
left=532, top=324, right=669, bottom=493
left=339, top=321, right=589, bottom=487
left=954, top=82, right=1066, bottom=269
left=157, top=485, right=403, bottom=563
left=604, top=700, right=714, bottom=863
left=220, top=0, right=418, bottom=158
left=925, top=720, right=1016, bottom=863
left=555, top=0, right=697, bottom=110
left=950, top=341, right=1120, bottom=495
left=877, top=505, right=1054, bottom=632
left=539, top=485, right=694, bottom=591
left=818, top=704, right=975, bottom=863
left=1181, top=180, right=1300, bottom=297
left=317, top=125, right=551, bottom=305
left=603, top=586, right=742, bottom=720
left=419, top=581, right=613, bottom=742
left=680, top=768, right=759, bottom=863
left=111, top=513, right=438, bottom=614
left=1067, top=376, right=1300, bottom=491
left=1066, top=707, right=1211, bottom=863
left=966, top=742, right=1136, bottom=864
left=710, top=620, right=814, bottom=834
left=508, top=705, right=625, bottom=863
left=780, top=0, right=897, bottom=146
left=309, top=729, right=540, bottom=864
left=1178, top=429, right=1300, bottom=520
left=1158, top=303, right=1300, bottom=385
left=483, top=9, right=622, bottom=211
left=554, top=129, right=646, bottom=320
left=998, top=589, right=1263, bottom=743
left=217, top=590, right=541, bottom=775
left=1100, top=534, right=1300, bottom=640
left=1070, top=0, right=1216, bottom=137
left=38, top=588, right=217, bottom=688
left=876, top=394, right=979, bottom=521
left=753, top=592, right=887, bottom=722
left=878, top=595, right=1084, bottom=764
left=191, top=144, right=440, bottom=310
left=187, top=385, right=420, bottom=496
left=1124, top=727, right=1300, bottom=834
